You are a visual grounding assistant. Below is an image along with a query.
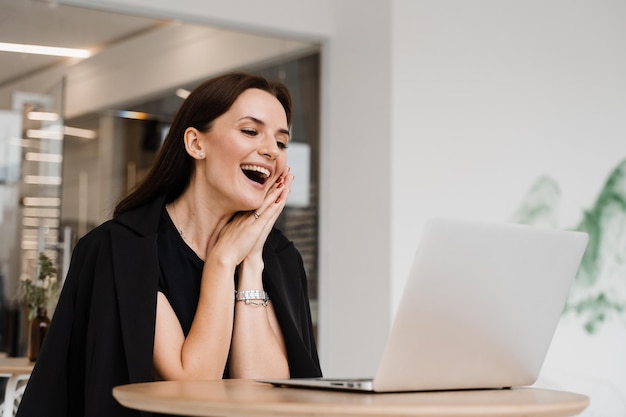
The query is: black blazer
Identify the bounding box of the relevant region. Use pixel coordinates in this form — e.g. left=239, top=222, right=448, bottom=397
left=16, top=197, right=321, bottom=417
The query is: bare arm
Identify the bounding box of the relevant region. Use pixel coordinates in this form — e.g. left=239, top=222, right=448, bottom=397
left=229, top=256, right=289, bottom=378
left=153, top=257, right=236, bottom=380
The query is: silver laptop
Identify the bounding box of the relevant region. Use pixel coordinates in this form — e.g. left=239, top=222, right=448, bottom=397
left=259, top=217, right=588, bottom=392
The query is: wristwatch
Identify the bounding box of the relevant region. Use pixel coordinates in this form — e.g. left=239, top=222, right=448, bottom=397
left=235, top=290, right=269, bottom=305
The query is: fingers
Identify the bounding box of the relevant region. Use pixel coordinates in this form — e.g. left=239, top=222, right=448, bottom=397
left=253, top=173, right=293, bottom=223
left=214, top=169, right=292, bottom=264
left=247, top=172, right=293, bottom=255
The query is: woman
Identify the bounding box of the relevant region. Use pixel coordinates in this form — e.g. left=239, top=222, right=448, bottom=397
left=17, top=72, right=322, bottom=417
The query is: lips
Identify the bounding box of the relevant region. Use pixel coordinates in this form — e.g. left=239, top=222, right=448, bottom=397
left=241, top=164, right=271, bottom=185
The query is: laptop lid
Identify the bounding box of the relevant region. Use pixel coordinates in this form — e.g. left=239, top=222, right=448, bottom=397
left=372, top=218, right=588, bottom=392
left=259, top=218, right=588, bottom=392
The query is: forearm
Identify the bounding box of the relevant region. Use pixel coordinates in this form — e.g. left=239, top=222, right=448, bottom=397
left=154, top=258, right=236, bottom=380
left=229, top=257, right=289, bottom=378
left=154, top=254, right=289, bottom=380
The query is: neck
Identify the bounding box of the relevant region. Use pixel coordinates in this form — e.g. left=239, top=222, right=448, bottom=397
left=167, top=194, right=231, bottom=259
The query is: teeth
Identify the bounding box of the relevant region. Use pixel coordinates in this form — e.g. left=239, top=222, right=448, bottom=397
left=241, top=164, right=270, bottom=178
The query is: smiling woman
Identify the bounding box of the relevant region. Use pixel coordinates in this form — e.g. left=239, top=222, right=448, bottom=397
left=15, top=72, right=322, bottom=417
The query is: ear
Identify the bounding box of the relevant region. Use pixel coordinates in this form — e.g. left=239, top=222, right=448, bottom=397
left=183, top=128, right=205, bottom=159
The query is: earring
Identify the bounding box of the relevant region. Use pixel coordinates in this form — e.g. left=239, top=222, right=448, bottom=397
left=198, top=151, right=204, bottom=158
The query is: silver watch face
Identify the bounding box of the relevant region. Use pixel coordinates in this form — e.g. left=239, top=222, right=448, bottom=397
left=235, top=290, right=269, bottom=302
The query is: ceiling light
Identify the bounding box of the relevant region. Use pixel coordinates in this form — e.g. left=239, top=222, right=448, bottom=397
left=0, top=42, right=91, bottom=58
left=176, top=88, right=190, bottom=99
left=27, top=111, right=60, bottom=121
left=25, top=152, right=63, bottom=163
left=116, top=110, right=150, bottom=120
left=24, top=175, right=62, bottom=185
left=26, top=129, right=64, bottom=140
left=23, top=197, right=62, bottom=207
left=64, top=126, right=96, bottom=139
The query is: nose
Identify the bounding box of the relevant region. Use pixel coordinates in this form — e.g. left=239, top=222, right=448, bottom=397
left=258, top=138, right=279, bottom=160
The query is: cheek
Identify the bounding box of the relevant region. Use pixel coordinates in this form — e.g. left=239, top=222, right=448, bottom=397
left=277, top=154, right=288, bottom=172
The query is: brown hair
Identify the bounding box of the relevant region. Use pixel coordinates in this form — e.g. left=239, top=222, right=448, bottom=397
left=113, top=72, right=292, bottom=217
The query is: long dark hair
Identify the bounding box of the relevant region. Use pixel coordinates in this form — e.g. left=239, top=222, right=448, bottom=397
left=114, top=72, right=293, bottom=217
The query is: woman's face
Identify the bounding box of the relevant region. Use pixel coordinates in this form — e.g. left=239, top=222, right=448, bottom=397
left=194, top=88, right=289, bottom=212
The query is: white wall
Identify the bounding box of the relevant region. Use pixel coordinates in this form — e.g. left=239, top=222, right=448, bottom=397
left=319, top=0, right=393, bottom=377
left=60, top=0, right=335, bottom=40
left=56, top=1, right=626, bottom=415
left=392, top=0, right=626, bottom=299
left=392, top=1, right=626, bottom=415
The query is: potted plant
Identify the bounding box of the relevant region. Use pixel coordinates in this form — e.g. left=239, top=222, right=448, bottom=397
left=19, top=253, right=59, bottom=361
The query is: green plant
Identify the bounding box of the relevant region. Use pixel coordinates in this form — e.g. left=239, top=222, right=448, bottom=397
left=20, top=253, right=59, bottom=319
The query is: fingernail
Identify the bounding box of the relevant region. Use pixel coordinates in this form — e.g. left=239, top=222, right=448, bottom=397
left=277, top=182, right=284, bottom=189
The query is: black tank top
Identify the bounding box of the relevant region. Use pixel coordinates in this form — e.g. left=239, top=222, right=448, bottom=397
left=157, top=206, right=204, bottom=336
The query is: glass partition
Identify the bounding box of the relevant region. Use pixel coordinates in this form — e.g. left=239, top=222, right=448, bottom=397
left=0, top=79, right=68, bottom=355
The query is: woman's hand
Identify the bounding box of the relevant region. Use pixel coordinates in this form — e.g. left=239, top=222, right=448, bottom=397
left=247, top=167, right=293, bottom=258
left=209, top=167, right=293, bottom=266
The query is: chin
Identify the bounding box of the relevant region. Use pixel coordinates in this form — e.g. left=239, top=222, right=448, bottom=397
left=238, top=197, right=264, bottom=212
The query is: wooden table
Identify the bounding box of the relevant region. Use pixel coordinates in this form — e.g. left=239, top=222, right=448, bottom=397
left=0, top=357, right=34, bottom=417
left=113, top=379, right=589, bottom=417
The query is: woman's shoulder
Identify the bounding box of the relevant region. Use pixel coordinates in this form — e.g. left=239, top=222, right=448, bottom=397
left=73, top=217, right=134, bottom=251
left=76, top=198, right=164, bottom=249
left=76, top=219, right=114, bottom=243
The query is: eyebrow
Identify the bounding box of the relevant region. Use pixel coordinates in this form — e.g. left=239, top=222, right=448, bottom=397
left=240, top=116, right=290, bottom=137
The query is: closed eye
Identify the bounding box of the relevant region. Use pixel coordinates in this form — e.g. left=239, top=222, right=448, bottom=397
left=277, top=141, right=288, bottom=150
left=241, top=128, right=258, bottom=136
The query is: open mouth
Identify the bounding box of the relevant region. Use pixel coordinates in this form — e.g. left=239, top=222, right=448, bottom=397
left=241, top=164, right=271, bottom=185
